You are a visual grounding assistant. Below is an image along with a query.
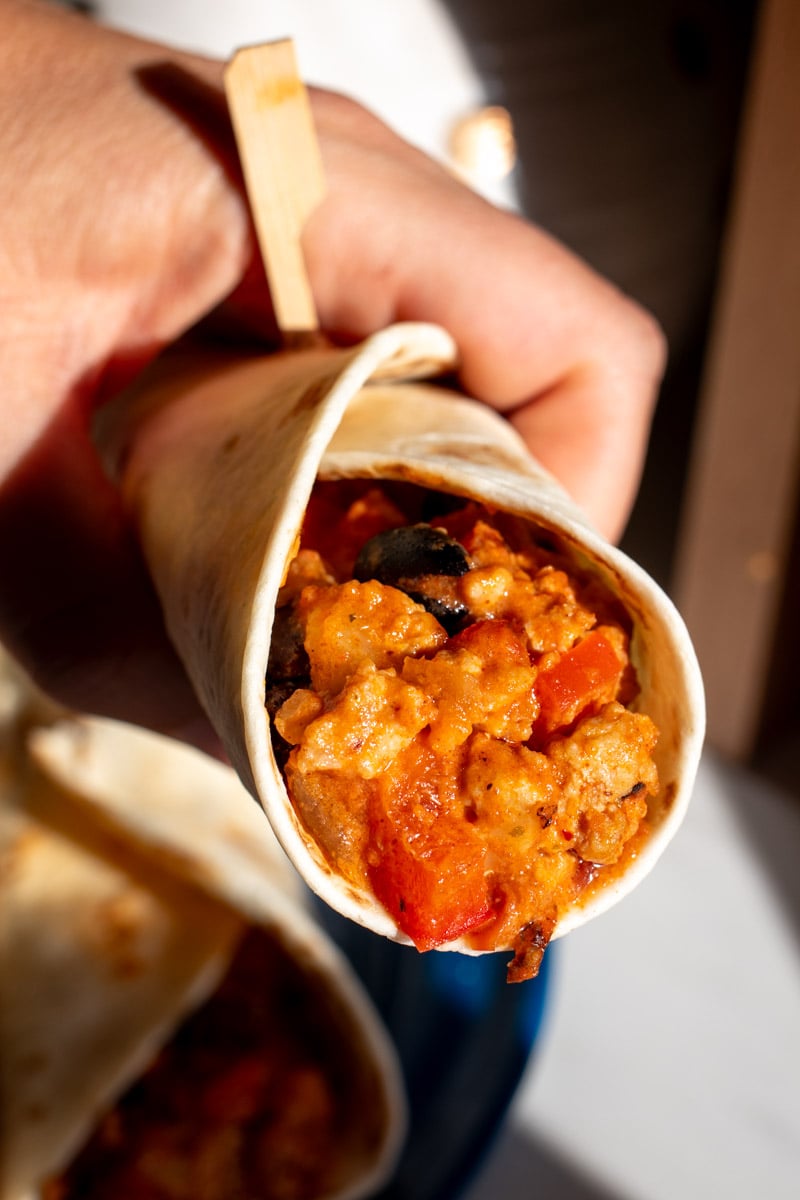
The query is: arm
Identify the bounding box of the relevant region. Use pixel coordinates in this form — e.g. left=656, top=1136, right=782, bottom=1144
left=0, top=0, right=664, bottom=732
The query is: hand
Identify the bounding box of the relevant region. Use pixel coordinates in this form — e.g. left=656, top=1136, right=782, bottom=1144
left=0, top=0, right=665, bottom=732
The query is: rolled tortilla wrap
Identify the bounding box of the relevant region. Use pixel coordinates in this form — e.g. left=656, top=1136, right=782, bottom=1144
left=2, top=707, right=407, bottom=1200
left=94, top=322, right=705, bottom=975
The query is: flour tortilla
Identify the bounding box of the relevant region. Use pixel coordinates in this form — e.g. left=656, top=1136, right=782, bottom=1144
left=94, top=322, right=705, bottom=954
left=1, top=748, right=238, bottom=1200
left=2, top=700, right=407, bottom=1200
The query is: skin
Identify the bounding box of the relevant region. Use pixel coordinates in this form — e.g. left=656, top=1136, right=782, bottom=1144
left=0, top=0, right=666, bottom=736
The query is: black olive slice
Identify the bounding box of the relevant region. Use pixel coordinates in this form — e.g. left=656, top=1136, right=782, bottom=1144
left=353, top=524, right=470, bottom=585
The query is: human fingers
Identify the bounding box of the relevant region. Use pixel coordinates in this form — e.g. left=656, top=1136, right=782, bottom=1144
left=0, top=396, right=207, bottom=734
left=0, top=5, right=252, bottom=731
left=302, top=95, right=666, bottom=541
left=410, top=211, right=666, bottom=542
left=0, top=4, right=659, bottom=744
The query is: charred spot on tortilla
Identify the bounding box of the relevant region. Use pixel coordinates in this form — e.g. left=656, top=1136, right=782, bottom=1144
left=267, top=480, right=660, bottom=983
left=87, top=891, right=151, bottom=981
left=279, top=371, right=343, bottom=428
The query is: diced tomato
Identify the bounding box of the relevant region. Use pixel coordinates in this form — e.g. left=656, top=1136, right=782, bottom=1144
left=301, top=485, right=349, bottom=553
left=302, top=483, right=406, bottom=577
left=367, top=804, right=496, bottom=951
left=424, top=503, right=485, bottom=544
left=201, top=1055, right=270, bottom=1122
left=535, top=630, right=624, bottom=734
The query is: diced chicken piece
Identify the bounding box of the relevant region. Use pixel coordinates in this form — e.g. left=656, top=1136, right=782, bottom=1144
left=463, top=732, right=559, bottom=853
left=522, top=566, right=597, bottom=653
left=461, top=565, right=595, bottom=654
left=292, top=664, right=435, bottom=779
left=299, top=580, right=447, bottom=696
left=549, top=702, right=658, bottom=864
left=284, top=765, right=370, bottom=885
left=277, top=549, right=335, bottom=605
left=402, top=620, right=538, bottom=752
left=274, top=689, right=324, bottom=745
left=458, top=517, right=515, bottom=566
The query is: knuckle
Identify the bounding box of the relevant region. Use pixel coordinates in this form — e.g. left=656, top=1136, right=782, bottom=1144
left=622, top=299, right=668, bottom=382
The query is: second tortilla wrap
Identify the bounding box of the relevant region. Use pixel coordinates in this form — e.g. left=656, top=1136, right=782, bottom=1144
left=1, top=655, right=407, bottom=1200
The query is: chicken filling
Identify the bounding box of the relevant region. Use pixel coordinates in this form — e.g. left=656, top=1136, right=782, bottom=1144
left=268, top=482, right=659, bottom=982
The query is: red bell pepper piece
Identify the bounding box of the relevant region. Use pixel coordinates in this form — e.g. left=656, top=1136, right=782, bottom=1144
left=536, top=629, right=624, bottom=734
left=368, top=805, right=496, bottom=951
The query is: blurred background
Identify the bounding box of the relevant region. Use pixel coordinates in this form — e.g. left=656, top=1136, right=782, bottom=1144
left=62, top=1, right=800, bottom=1196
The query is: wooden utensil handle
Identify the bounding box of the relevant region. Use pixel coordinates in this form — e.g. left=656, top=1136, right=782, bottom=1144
left=224, top=40, right=326, bottom=339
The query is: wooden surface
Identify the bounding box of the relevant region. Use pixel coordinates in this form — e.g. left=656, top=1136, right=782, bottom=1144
left=673, top=0, right=800, bottom=759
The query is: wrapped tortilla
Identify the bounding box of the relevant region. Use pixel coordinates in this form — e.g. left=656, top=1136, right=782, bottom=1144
left=1, top=702, right=407, bottom=1200
left=94, top=322, right=705, bottom=980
